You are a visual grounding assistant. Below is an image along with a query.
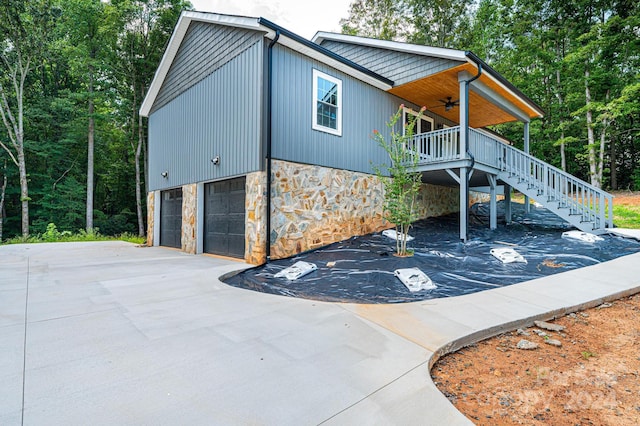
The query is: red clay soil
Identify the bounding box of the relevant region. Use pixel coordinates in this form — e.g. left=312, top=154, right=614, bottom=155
left=431, top=293, right=640, bottom=425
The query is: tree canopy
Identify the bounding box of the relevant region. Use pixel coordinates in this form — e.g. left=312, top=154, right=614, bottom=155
left=0, top=0, right=191, bottom=240
left=342, top=0, right=640, bottom=190
left=0, top=0, right=638, bottom=241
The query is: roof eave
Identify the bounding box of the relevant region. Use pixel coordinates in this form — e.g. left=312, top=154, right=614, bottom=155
left=140, top=12, right=394, bottom=117
left=258, top=18, right=393, bottom=88
left=465, top=51, right=545, bottom=118
left=312, top=31, right=468, bottom=62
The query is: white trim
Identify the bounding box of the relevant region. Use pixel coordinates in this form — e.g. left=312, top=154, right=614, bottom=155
left=402, top=107, right=434, bottom=135
left=314, top=32, right=543, bottom=119
left=312, top=32, right=468, bottom=62
left=140, top=12, right=392, bottom=117
left=278, top=36, right=391, bottom=91
left=312, top=69, right=342, bottom=136
left=140, top=12, right=264, bottom=117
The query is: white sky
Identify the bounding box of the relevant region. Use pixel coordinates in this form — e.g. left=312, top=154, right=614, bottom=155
left=189, top=0, right=352, bottom=39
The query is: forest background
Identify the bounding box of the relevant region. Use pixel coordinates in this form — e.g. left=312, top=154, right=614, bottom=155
left=0, top=0, right=638, bottom=241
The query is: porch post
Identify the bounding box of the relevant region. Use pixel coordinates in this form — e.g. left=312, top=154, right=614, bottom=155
left=524, top=121, right=530, bottom=213
left=458, top=72, right=470, bottom=242
left=505, top=184, right=512, bottom=224
left=488, top=175, right=497, bottom=230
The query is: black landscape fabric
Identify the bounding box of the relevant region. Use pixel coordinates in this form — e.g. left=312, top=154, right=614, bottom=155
left=225, top=202, right=640, bottom=304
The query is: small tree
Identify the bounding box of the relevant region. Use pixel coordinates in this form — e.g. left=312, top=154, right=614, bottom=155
left=373, top=105, right=424, bottom=256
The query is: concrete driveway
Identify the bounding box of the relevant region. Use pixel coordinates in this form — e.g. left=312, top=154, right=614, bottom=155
left=1, top=242, right=446, bottom=425
left=2, top=241, right=639, bottom=425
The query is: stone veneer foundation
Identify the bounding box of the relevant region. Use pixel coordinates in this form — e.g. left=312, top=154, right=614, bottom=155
left=146, top=191, right=155, bottom=247
left=245, top=171, right=268, bottom=264
left=243, top=160, right=464, bottom=263
left=181, top=183, right=197, bottom=254
left=149, top=161, right=488, bottom=263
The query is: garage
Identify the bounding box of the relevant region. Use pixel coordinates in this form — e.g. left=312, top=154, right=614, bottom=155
left=160, top=187, right=183, bottom=248
left=204, top=177, right=246, bottom=258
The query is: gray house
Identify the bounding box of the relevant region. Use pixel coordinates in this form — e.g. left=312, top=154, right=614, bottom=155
left=141, top=11, right=613, bottom=264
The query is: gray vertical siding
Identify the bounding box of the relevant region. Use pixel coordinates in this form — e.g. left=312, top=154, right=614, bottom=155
left=148, top=40, right=263, bottom=191
left=320, top=40, right=460, bottom=86
left=271, top=44, right=406, bottom=175
left=151, top=22, right=263, bottom=113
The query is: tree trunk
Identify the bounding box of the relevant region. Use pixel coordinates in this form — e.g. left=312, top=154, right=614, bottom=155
left=86, top=64, right=95, bottom=232
left=610, top=134, right=617, bottom=189
left=0, top=162, right=7, bottom=241
left=135, top=111, right=144, bottom=237
left=556, top=68, right=566, bottom=171
left=584, top=66, right=599, bottom=188
left=597, top=89, right=609, bottom=188
left=18, top=147, right=29, bottom=236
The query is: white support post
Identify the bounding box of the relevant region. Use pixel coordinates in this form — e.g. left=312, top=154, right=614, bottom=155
left=488, top=175, right=497, bottom=230
left=524, top=121, right=531, bottom=213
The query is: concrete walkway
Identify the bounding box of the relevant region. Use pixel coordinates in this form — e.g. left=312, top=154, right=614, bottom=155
left=1, top=242, right=639, bottom=425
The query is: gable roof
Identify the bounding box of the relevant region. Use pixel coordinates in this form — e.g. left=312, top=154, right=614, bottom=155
left=140, top=11, right=393, bottom=117
left=312, top=32, right=544, bottom=119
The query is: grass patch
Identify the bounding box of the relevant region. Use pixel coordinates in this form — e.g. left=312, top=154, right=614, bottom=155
left=3, top=223, right=146, bottom=245
left=613, top=205, right=640, bottom=229
left=509, top=192, right=640, bottom=230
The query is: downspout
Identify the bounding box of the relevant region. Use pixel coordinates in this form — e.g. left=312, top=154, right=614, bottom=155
left=265, top=30, right=280, bottom=262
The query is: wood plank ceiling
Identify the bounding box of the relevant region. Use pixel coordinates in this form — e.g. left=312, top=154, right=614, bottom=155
left=389, top=63, right=539, bottom=128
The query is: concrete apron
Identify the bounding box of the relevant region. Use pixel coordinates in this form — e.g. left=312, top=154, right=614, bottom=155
left=2, top=242, right=639, bottom=425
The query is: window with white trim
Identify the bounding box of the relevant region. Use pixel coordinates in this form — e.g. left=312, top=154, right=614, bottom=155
left=312, top=69, right=342, bottom=136
left=402, top=107, right=434, bottom=135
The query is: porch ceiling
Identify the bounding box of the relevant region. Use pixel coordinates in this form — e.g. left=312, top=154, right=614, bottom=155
left=389, top=63, right=540, bottom=128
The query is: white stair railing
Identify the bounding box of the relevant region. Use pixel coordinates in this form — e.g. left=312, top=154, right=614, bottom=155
left=409, top=127, right=614, bottom=232
left=468, top=128, right=614, bottom=231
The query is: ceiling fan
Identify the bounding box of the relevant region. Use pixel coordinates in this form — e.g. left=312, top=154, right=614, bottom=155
left=429, top=97, right=460, bottom=112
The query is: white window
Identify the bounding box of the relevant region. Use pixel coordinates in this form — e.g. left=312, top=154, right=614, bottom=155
left=312, top=69, right=342, bottom=136
left=402, top=107, right=434, bottom=135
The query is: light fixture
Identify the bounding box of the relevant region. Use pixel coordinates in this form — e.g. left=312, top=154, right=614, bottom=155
left=161, top=171, right=168, bottom=178
left=211, top=155, right=220, bottom=165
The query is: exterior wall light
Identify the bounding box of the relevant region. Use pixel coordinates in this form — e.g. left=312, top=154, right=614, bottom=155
left=211, top=155, right=220, bottom=165
left=161, top=171, right=168, bottom=178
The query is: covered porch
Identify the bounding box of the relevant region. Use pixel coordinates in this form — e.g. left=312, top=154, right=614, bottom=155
left=390, top=58, right=613, bottom=239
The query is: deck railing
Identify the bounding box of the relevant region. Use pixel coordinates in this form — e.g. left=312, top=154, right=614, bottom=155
left=490, top=130, right=614, bottom=230
left=408, top=126, right=460, bottom=163
left=408, top=127, right=614, bottom=230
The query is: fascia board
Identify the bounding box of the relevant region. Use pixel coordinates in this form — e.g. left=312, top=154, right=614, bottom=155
left=274, top=35, right=392, bottom=91
left=140, top=12, right=263, bottom=117
left=312, top=32, right=468, bottom=62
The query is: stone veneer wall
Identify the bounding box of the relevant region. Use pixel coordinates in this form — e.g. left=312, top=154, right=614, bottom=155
left=268, top=160, right=388, bottom=260
left=181, top=183, right=197, bottom=254
left=146, top=191, right=155, bottom=247
left=415, top=183, right=459, bottom=219
left=245, top=171, right=267, bottom=264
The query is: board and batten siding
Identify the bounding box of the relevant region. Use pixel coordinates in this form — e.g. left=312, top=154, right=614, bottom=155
left=271, top=44, right=406, bottom=175
left=320, top=40, right=460, bottom=87
left=151, top=22, right=264, bottom=114
left=148, top=40, right=263, bottom=191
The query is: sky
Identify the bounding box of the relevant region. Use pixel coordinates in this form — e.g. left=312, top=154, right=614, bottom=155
left=189, top=0, right=352, bottom=40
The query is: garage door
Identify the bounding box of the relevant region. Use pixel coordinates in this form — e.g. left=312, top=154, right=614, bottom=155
left=204, top=177, right=245, bottom=258
left=160, top=188, right=182, bottom=248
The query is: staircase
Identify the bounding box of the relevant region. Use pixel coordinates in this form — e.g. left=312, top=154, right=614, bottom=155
left=411, top=127, right=614, bottom=233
